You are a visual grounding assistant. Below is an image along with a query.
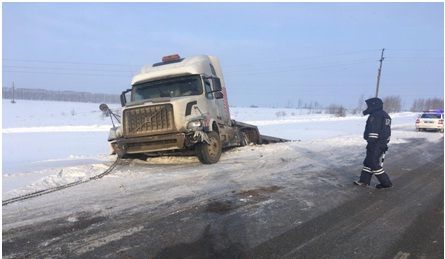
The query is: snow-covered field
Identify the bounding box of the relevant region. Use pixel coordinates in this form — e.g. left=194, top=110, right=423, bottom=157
left=1, top=99, right=440, bottom=199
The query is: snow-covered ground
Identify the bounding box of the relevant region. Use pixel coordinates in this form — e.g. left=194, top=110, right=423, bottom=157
left=2, top=99, right=440, bottom=199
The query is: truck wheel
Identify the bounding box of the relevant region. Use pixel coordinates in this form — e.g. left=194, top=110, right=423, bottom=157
left=196, top=131, right=222, bottom=164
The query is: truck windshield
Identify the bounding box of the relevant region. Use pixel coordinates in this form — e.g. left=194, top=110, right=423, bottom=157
left=132, top=75, right=203, bottom=101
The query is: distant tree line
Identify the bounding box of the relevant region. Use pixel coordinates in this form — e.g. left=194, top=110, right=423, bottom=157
left=266, top=95, right=443, bottom=116
left=410, top=98, right=444, bottom=112
left=2, top=87, right=120, bottom=104
left=326, top=95, right=402, bottom=116
left=326, top=104, right=346, bottom=117
left=352, top=95, right=443, bottom=114
left=383, top=96, right=402, bottom=113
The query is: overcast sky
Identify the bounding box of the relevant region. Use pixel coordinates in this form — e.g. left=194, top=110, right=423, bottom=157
left=3, top=3, right=444, bottom=109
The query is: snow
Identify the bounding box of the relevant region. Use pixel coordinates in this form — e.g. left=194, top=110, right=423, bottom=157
left=1, top=99, right=441, bottom=201
left=2, top=125, right=111, bottom=133
left=2, top=100, right=118, bottom=127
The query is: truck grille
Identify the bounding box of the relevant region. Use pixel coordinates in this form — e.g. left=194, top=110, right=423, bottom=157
left=123, top=104, right=175, bottom=137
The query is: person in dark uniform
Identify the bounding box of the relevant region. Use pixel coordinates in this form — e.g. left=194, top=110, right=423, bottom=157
left=354, top=97, right=393, bottom=189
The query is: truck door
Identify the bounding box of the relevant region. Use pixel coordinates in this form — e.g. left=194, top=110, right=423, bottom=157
left=206, top=77, right=229, bottom=125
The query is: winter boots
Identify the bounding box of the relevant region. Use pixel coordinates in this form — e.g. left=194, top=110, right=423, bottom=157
left=354, top=171, right=392, bottom=189
left=354, top=170, right=373, bottom=186
left=375, top=173, right=392, bottom=189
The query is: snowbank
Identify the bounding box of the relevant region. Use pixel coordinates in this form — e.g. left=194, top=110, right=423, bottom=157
left=2, top=99, right=439, bottom=197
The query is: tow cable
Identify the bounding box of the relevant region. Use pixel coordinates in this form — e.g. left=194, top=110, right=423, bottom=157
left=2, top=157, right=121, bottom=206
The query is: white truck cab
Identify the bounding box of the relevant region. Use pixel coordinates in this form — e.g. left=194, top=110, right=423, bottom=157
left=107, top=54, right=262, bottom=164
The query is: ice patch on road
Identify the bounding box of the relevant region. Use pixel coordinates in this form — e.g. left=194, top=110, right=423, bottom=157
left=73, top=226, right=144, bottom=255
left=67, top=216, right=78, bottom=223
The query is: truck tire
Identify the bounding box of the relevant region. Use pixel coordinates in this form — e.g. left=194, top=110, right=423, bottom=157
left=196, top=131, right=222, bottom=164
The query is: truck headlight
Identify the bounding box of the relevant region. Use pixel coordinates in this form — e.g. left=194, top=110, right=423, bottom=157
left=187, top=120, right=203, bottom=131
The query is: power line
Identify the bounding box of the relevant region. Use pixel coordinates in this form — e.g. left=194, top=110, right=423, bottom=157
left=3, top=49, right=440, bottom=68
left=227, top=60, right=375, bottom=76
left=3, top=57, right=438, bottom=78
left=3, top=70, right=132, bottom=77
left=2, top=58, right=139, bottom=67
left=3, top=65, right=136, bottom=73
left=385, top=56, right=443, bottom=60
left=3, top=60, right=376, bottom=78
left=2, top=57, right=377, bottom=77
left=385, top=48, right=443, bottom=53
left=223, top=49, right=380, bottom=68
left=3, top=52, right=441, bottom=79
left=3, top=50, right=379, bottom=69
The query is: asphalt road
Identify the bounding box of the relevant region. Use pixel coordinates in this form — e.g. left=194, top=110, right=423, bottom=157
left=3, top=137, right=443, bottom=259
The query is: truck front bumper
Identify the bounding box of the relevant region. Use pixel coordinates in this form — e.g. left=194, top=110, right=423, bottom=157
left=114, top=133, right=187, bottom=154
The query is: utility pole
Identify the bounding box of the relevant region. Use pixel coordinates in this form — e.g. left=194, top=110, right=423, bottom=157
left=11, top=81, right=16, bottom=104
left=375, top=48, right=385, bottom=97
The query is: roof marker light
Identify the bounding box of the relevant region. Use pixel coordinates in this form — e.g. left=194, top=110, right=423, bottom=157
left=162, top=54, right=181, bottom=63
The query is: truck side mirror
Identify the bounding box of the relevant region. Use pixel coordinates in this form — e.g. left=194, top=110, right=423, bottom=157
left=214, top=91, right=224, bottom=99
left=212, top=77, right=222, bottom=92
left=120, top=93, right=126, bottom=107
left=99, top=103, right=110, bottom=113
left=120, top=89, right=131, bottom=107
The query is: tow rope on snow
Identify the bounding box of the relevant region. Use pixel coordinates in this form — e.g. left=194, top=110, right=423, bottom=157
left=2, top=157, right=121, bottom=206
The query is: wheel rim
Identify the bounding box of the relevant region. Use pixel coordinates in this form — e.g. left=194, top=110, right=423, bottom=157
left=207, top=136, right=219, bottom=158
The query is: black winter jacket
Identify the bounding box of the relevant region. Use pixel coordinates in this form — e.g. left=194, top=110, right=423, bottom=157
left=363, top=98, right=391, bottom=144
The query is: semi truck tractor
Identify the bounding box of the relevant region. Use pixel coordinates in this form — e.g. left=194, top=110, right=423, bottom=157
left=103, top=54, right=281, bottom=164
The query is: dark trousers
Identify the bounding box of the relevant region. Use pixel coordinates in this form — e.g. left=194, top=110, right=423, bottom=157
left=364, top=142, right=385, bottom=172
left=359, top=142, right=392, bottom=186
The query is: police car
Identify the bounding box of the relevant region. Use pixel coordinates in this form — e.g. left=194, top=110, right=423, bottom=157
left=415, top=109, right=444, bottom=133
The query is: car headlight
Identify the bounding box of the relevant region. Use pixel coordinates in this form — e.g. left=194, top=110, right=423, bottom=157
left=187, top=120, right=203, bottom=131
